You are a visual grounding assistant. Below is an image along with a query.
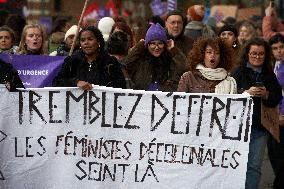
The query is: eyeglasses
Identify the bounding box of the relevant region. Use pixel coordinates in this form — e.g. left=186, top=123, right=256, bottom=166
left=249, top=52, right=265, bottom=58
left=148, top=42, right=165, bottom=49
left=167, top=20, right=183, bottom=26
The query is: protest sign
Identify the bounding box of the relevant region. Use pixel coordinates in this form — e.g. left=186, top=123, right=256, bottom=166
left=237, top=7, right=261, bottom=21
left=0, top=54, right=65, bottom=88
left=0, top=87, right=253, bottom=188
left=210, top=5, right=238, bottom=26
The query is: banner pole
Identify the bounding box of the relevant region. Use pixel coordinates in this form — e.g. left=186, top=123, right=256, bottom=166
left=69, top=0, right=89, bottom=56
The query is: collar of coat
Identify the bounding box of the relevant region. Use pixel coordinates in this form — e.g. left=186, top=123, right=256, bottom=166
left=185, top=21, right=205, bottom=30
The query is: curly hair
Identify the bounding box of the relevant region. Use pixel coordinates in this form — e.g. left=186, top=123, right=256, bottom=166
left=238, top=37, right=273, bottom=73
left=79, top=26, right=105, bottom=51
left=188, top=37, right=235, bottom=71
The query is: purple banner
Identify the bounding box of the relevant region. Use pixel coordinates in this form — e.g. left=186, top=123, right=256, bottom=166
left=0, top=54, right=65, bottom=88
left=167, top=0, right=177, bottom=11
left=150, top=0, right=167, bottom=16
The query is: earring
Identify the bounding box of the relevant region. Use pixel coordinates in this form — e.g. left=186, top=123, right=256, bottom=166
left=232, top=41, right=237, bottom=48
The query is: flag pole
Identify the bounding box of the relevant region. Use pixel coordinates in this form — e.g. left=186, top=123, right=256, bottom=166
left=69, top=0, right=89, bottom=56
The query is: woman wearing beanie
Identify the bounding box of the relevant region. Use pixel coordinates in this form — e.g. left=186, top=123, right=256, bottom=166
left=53, top=26, right=126, bottom=90
left=218, top=24, right=241, bottom=67
left=177, top=37, right=237, bottom=94
left=124, top=23, right=188, bottom=92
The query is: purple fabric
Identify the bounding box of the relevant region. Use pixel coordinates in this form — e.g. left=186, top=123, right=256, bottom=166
left=150, top=0, right=167, bottom=16
left=145, top=23, right=167, bottom=46
left=276, top=61, right=284, bottom=115
left=167, top=0, right=177, bottom=11
left=0, top=54, right=65, bottom=88
left=148, top=81, right=160, bottom=91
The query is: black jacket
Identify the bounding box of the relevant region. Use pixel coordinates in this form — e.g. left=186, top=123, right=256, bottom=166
left=232, top=65, right=282, bottom=130
left=0, top=59, right=24, bottom=91
left=52, top=50, right=126, bottom=88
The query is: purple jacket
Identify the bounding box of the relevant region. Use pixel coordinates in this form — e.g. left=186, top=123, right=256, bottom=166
left=276, top=61, right=284, bottom=115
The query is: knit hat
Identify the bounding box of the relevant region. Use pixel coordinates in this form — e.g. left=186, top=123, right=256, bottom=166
left=98, top=17, right=115, bottom=41
left=144, top=23, right=167, bottom=46
left=64, top=25, right=79, bottom=41
left=218, top=24, right=238, bottom=37
left=165, top=10, right=185, bottom=23
left=187, top=5, right=205, bottom=21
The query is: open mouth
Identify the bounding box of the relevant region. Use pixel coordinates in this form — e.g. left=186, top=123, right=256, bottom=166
left=210, top=59, right=215, bottom=64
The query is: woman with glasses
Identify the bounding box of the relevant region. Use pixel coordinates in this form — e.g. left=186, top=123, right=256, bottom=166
left=124, top=23, right=188, bottom=91
left=231, top=37, right=282, bottom=189
left=177, top=37, right=237, bottom=94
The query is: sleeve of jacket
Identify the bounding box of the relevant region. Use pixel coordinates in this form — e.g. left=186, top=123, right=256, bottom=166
left=169, top=46, right=189, bottom=73
left=52, top=55, right=78, bottom=87
left=277, top=64, right=284, bottom=90
left=168, top=47, right=189, bottom=90
left=262, top=16, right=284, bottom=40
left=177, top=71, right=190, bottom=92
left=7, top=67, right=24, bottom=91
left=262, top=74, right=282, bottom=107
left=231, top=68, right=246, bottom=94
left=124, top=41, right=145, bottom=76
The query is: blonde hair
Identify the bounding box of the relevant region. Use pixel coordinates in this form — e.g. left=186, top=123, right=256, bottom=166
left=17, top=24, right=47, bottom=55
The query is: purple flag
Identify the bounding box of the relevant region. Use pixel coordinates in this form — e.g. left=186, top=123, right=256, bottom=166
left=0, top=54, right=65, bottom=88
left=167, top=0, right=177, bottom=11
left=150, top=0, right=167, bottom=16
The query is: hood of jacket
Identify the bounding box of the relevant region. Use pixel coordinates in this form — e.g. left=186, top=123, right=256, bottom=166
left=185, top=21, right=205, bottom=30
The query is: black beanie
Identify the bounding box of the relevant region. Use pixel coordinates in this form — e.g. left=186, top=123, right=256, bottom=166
left=165, top=10, right=186, bottom=23
left=218, top=24, right=238, bottom=37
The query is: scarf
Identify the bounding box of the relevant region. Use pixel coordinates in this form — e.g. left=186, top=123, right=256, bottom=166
left=196, top=64, right=237, bottom=94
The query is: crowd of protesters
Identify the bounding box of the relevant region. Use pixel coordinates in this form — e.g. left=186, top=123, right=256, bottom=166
left=0, top=2, right=283, bottom=189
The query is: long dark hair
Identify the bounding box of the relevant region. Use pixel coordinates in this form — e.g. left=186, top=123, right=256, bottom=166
left=238, top=37, right=273, bottom=73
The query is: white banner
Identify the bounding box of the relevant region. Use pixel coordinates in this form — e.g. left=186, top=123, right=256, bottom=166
left=0, top=87, right=253, bottom=189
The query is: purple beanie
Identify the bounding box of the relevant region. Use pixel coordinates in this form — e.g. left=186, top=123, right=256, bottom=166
left=144, top=23, right=167, bottom=46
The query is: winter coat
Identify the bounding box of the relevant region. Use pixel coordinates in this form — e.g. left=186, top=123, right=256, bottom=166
left=52, top=50, right=126, bottom=89
left=231, top=65, right=282, bottom=130
left=274, top=60, right=284, bottom=115
left=124, top=41, right=188, bottom=92
left=177, top=70, right=221, bottom=93
left=184, top=21, right=215, bottom=41
left=0, top=59, right=24, bottom=91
